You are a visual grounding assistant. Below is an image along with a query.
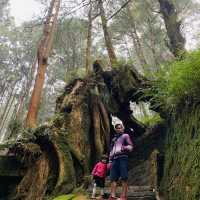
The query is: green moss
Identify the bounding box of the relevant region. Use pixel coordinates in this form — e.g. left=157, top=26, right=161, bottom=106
left=161, top=106, right=200, bottom=200
left=52, top=133, right=76, bottom=195
left=53, top=194, right=75, bottom=200
left=52, top=193, right=88, bottom=200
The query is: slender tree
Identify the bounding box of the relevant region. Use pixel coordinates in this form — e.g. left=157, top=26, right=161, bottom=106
left=26, top=0, right=61, bottom=128
left=85, top=0, right=93, bottom=74
left=0, top=93, right=16, bottom=142
left=158, top=0, right=186, bottom=57
left=126, top=4, right=148, bottom=68
left=98, top=0, right=117, bottom=66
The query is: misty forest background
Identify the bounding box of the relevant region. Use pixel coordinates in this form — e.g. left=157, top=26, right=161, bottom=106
left=1, top=0, right=200, bottom=200
left=0, top=0, right=200, bottom=143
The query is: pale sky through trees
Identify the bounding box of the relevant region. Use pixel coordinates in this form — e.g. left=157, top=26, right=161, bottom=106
left=9, top=0, right=200, bottom=50
left=10, top=0, right=43, bottom=25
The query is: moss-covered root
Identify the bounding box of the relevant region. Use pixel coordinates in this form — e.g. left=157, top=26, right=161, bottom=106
left=51, top=137, right=76, bottom=196
left=10, top=131, right=76, bottom=200
left=14, top=152, right=50, bottom=200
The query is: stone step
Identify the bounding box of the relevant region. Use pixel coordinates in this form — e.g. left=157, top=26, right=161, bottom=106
left=91, top=196, right=156, bottom=200
left=88, top=186, right=153, bottom=191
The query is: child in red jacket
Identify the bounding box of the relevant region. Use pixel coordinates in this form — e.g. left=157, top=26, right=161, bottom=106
left=91, top=155, right=108, bottom=199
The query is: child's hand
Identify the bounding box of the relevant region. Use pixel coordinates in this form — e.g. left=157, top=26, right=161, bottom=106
left=107, top=163, right=112, bottom=170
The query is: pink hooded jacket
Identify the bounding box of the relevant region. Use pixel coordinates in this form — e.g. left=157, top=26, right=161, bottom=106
left=92, top=161, right=107, bottom=178
left=109, top=133, right=133, bottom=162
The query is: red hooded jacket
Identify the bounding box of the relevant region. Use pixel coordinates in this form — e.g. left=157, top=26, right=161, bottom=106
left=92, top=161, right=107, bottom=178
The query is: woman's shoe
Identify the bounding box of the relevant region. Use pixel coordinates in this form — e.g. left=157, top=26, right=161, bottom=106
left=119, top=196, right=127, bottom=200
left=108, top=196, right=118, bottom=200
left=101, top=193, right=109, bottom=199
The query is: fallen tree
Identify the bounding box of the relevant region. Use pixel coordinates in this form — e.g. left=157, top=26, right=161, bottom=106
left=4, top=60, right=154, bottom=200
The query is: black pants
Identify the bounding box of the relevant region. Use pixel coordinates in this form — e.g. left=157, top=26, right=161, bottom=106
left=93, top=176, right=105, bottom=188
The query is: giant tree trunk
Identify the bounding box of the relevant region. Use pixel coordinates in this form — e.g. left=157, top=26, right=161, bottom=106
left=158, top=0, right=186, bottom=57
left=98, top=0, right=117, bottom=66
left=7, top=61, right=150, bottom=200
left=26, top=0, right=61, bottom=128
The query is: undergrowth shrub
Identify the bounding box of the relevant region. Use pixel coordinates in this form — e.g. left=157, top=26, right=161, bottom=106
left=142, top=50, right=200, bottom=113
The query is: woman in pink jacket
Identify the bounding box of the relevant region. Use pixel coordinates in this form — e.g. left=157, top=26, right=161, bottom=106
left=91, top=155, right=108, bottom=199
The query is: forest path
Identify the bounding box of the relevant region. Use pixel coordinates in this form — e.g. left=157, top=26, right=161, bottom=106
left=88, top=185, right=156, bottom=200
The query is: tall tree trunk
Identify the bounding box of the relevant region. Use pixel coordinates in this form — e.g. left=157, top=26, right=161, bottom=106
left=123, top=36, right=133, bottom=61
left=126, top=5, right=148, bottom=69
left=0, top=83, right=16, bottom=123
left=98, top=0, right=117, bottom=66
left=16, top=87, right=26, bottom=120
left=0, top=85, right=9, bottom=119
left=85, top=0, right=93, bottom=74
left=0, top=93, right=16, bottom=142
left=158, top=0, right=186, bottom=57
left=0, top=82, right=7, bottom=101
left=0, top=90, right=14, bottom=129
left=146, top=17, right=160, bottom=67
left=25, top=0, right=61, bottom=128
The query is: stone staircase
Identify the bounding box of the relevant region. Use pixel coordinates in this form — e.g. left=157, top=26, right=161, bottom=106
left=117, top=186, right=155, bottom=200
left=88, top=185, right=156, bottom=200
left=88, top=152, right=159, bottom=200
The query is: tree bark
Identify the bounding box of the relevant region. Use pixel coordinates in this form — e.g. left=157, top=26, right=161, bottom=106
left=158, top=0, right=186, bottom=57
left=26, top=0, right=61, bottom=128
left=98, top=0, right=117, bottom=66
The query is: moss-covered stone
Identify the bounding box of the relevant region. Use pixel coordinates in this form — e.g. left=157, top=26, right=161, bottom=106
left=160, top=106, right=200, bottom=200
